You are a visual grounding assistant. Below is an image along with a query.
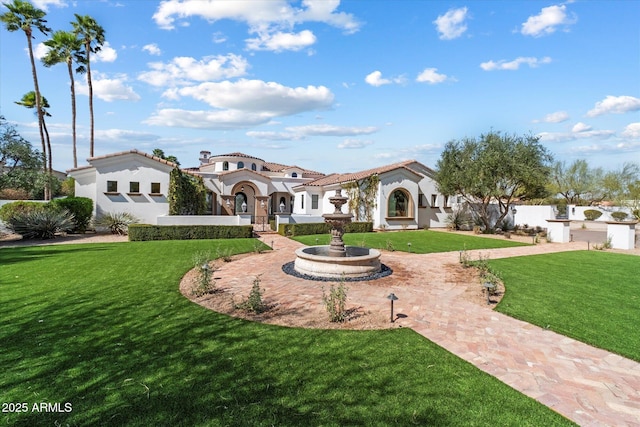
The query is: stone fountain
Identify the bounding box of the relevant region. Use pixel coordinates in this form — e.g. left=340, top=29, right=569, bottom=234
left=293, top=189, right=382, bottom=279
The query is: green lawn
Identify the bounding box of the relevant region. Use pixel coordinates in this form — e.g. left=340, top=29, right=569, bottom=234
left=0, top=240, right=572, bottom=426
left=490, top=251, right=640, bottom=362
left=293, top=229, right=528, bottom=253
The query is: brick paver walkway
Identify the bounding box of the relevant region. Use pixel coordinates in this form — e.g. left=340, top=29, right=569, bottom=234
left=214, top=233, right=640, bottom=426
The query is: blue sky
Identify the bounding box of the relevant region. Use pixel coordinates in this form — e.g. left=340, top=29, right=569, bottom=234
left=1, top=0, right=638, bottom=174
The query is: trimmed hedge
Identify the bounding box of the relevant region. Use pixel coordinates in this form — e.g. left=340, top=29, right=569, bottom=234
left=0, top=201, right=49, bottom=222
left=128, top=224, right=253, bottom=241
left=278, top=221, right=373, bottom=237
left=51, top=197, right=93, bottom=232
left=583, top=209, right=603, bottom=221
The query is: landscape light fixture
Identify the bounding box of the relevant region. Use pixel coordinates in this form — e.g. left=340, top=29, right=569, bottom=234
left=483, top=282, right=494, bottom=305
left=387, top=293, right=398, bottom=323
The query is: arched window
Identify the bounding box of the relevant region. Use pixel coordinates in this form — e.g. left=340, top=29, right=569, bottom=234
left=238, top=161, right=244, bottom=169
left=222, top=161, right=229, bottom=171
left=251, top=163, right=257, bottom=171
left=388, top=189, right=412, bottom=217
left=291, top=172, right=298, bottom=178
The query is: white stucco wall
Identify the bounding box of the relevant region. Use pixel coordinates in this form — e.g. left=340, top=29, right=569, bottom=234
left=76, top=153, right=174, bottom=225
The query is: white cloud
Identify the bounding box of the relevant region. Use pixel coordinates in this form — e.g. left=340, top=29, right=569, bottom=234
left=146, top=80, right=334, bottom=130
left=480, top=56, right=551, bottom=71
left=538, top=127, right=615, bottom=143
left=138, top=54, right=249, bottom=87
left=572, top=122, right=592, bottom=133
left=285, top=124, right=378, bottom=136
left=246, top=131, right=304, bottom=141
left=246, top=30, right=317, bottom=52
left=364, top=70, right=405, bottom=87
left=31, top=0, right=67, bottom=11
left=365, top=71, right=390, bottom=87
left=171, top=79, right=334, bottom=115
left=33, top=43, right=48, bottom=60
left=144, top=109, right=272, bottom=130
left=533, top=111, right=569, bottom=123
left=621, top=123, right=640, bottom=139
left=416, top=68, right=451, bottom=84
left=433, top=7, right=468, bottom=40
left=338, top=139, right=374, bottom=149
left=152, top=0, right=360, bottom=51
left=96, top=129, right=159, bottom=142
left=521, top=4, right=576, bottom=37
left=586, top=95, right=640, bottom=117
left=77, top=73, right=140, bottom=102
left=94, top=41, right=117, bottom=63
left=142, top=43, right=162, bottom=56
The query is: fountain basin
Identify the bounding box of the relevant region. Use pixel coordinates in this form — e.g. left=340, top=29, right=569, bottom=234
left=294, top=245, right=382, bottom=279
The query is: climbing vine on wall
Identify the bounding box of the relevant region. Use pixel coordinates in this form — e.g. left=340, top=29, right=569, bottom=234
left=343, top=174, right=380, bottom=222
left=168, top=167, right=207, bottom=215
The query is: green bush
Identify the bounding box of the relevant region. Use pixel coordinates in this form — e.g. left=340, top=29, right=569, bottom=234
left=633, top=209, right=640, bottom=220
left=51, top=197, right=93, bottom=232
left=278, top=221, right=372, bottom=236
left=584, top=209, right=603, bottom=221
left=610, top=211, right=628, bottom=221
left=128, top=224, right=253, bottom=241
left=95, top=211, right=139, bottom=235
left=7, top=209, right=75, bottom=239
left=0, top=201, right=49, bottom=222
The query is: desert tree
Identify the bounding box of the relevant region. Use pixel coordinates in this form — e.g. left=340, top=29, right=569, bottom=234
left=435, top=131, right=553, bottom=232
left=0, top=115, right=43, bottom=195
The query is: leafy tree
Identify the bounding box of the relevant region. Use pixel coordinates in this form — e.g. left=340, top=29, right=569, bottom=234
left=1, top=0, right=51, bottom=198
left=72, top=14, right=105, bottom=157
left=168, top=168, right=206, bottom=215
left=548, top=159, right=596, bottom=205
left=152, top=148, right=180, bottom=166
left=435, top=131, right=552, bottom=232
left=0, top=116, right=43, bottom=194
left=42, top=30, right=83, bottom=168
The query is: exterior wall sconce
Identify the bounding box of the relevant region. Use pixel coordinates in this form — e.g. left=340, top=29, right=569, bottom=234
left=387, top=293, right=398, bottom=323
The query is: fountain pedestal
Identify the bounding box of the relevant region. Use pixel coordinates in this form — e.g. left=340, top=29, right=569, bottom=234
left=293, top=189, right=382, bottom=279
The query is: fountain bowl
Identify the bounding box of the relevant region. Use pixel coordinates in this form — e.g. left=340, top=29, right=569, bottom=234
left=294, top=245, right=382, bottom=279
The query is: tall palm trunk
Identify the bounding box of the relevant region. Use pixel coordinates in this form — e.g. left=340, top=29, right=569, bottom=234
left=25, top=27, right=50, bottom=200
left=67, top=56, right=78, bottom=168
left=85, top=40, right=94, bottom=158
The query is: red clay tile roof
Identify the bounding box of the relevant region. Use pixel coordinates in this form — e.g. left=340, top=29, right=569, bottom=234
left=67, top=149, right=190, bottom=174
left=262, top=161, right=324, bottom=176
left=211, top=152, right=265, bottom=162
left=302, top=160, right=424, bottom=186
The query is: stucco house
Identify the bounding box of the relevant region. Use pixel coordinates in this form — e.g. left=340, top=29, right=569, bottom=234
left=68, top=149, right=452, bottom=229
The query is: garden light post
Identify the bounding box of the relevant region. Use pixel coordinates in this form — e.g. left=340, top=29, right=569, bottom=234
left=387, top=293, right=398, bottom=323
left=483, top=282, right=493, bottom=305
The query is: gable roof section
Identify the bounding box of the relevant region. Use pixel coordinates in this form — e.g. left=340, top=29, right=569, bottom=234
left=262, top=161, right=324, bottom=176
left=302, top=160, right=426, bottom=187
left=67, top=149, right=178, bottom=173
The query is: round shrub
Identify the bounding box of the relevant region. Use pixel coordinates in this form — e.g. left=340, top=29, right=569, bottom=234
left=0, top=201, right=49, bottom=222
left=583, top=209, right=603, bottom=221
left=51, top=197, right=93, bottom=232
left=610, top=211, right=628, bottom=222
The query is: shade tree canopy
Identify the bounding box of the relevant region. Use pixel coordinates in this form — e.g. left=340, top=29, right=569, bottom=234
left=435, top=131, right=553, bottom=232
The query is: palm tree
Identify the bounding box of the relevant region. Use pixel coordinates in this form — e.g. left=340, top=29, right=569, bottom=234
left=72, top=14, right=105, bottom=158
left=1, top=0, right=51, bottom=198
left=42, top=30, right=83, bottom=168
left=15, top=91, right=53, bottom=196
